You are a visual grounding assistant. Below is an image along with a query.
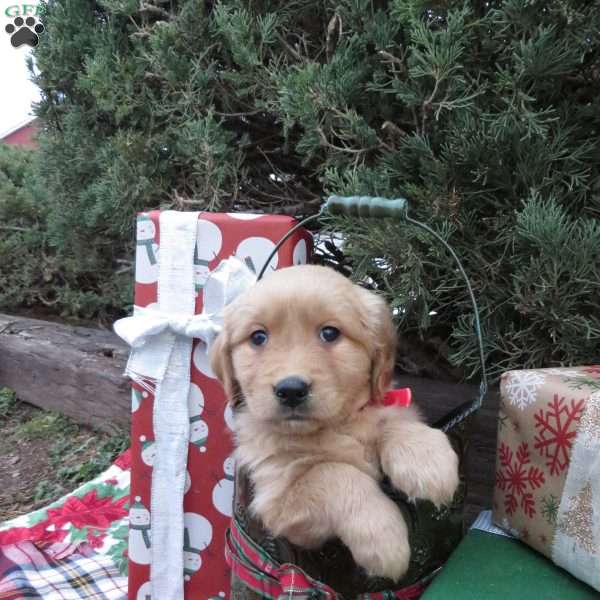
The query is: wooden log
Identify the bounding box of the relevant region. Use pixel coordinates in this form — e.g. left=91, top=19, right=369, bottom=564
left=0, top=312, right=500, bottom=518
left=0, top=313, right=130, bottom=432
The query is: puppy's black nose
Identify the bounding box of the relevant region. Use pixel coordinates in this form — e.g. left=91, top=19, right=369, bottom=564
left=274, top=377, right=310, bottom=408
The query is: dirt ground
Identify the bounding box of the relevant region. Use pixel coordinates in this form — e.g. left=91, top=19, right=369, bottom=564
left=0, top=387, right=128, bottom=522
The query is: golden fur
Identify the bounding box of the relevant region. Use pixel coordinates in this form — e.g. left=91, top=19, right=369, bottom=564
left=209, top=265, right=459, bottom=580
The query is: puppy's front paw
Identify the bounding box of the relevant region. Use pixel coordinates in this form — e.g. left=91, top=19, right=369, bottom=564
left=347, top=504, right=411, bottom=581
left=382, top=428, right=459, bottom=508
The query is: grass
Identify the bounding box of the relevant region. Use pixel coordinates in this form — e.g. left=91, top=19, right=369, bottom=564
left=18, top=412, right=78, bottom=440
left=0, top=387, right=17, bottom=417
left=0, top=387, right=129, bottom=520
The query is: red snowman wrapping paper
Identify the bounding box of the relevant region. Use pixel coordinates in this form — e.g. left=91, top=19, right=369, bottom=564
left=127, top=211, right=312, bottom=600
left=492, top=366, right=600, bottom=591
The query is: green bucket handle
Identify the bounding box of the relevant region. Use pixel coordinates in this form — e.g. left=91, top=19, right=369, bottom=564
left=257, top=196, right=487, bottom=431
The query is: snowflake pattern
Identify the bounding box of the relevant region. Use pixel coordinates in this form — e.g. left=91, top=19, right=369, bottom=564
left=496, top=442, right=545, bottom=518
left=541, top=494, right=560, bottom=525
left=534, top=395, right=585, bottom=476
left=505, top=371, right=546, bottom=410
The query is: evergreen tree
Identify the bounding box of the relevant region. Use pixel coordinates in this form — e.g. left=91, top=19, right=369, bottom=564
left=0, top=145, right=46, bottom=310
left=19, top=0, right=600, bottom=374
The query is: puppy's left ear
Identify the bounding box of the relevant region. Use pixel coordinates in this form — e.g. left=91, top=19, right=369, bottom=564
left=356, top=288, right=397, bottom=403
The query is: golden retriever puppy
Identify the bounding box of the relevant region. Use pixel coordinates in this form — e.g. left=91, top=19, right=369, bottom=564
left=209, top=265, right=459, bottom=580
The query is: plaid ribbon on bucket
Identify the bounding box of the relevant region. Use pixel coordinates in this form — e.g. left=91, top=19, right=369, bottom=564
left=225, top=516, right=430, bottom=600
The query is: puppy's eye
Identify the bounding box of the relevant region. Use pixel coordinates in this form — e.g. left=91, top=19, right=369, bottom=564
left=319, top=326, right=340, bottom=343
left=250, top=330, right=268, bottom=346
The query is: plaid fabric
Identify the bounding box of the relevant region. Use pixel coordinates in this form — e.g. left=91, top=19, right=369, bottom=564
left=0, top=451, right=130, bottom=599
left=0, top=541, right=126, bottom=600
left=226, top=523, right=337, bottom=599
left=226, top=516, right=430, bottom=600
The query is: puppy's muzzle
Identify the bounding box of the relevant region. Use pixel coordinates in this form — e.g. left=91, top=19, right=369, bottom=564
left=274, top=376, right=310, bottom=409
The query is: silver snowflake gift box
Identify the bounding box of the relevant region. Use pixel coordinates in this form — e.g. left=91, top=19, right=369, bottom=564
left=492, top=366, right=600, bottom=591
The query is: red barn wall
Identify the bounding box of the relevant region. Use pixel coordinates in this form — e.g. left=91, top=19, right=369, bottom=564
left=2, top=121, right=40, bottom=149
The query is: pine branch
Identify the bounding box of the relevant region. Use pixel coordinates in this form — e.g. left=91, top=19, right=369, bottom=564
left=138, top=2, right=171, bottom=20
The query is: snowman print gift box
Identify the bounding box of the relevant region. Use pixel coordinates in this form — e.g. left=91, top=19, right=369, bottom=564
left=125, top=211, right=312, bottom=600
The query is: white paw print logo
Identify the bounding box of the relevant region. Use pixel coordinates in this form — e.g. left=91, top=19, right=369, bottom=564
left=5, top=15, right=44, bottom=48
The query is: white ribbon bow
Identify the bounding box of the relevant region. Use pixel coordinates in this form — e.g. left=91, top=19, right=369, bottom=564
left=114, top=306, right=221, bottom=349
left=114, top=255, right=256, bottom=357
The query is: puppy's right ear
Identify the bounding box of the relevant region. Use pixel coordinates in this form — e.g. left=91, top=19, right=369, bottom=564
left=355, top=287, right=397, bottom=404
left=209, top=331, right=237, bottom=402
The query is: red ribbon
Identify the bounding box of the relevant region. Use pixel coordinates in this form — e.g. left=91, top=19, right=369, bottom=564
left=383, top=388, right=412, bottom=408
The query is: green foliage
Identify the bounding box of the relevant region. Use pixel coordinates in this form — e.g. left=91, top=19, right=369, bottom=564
left=0, top=392, right=129, bottom=510
left=0, top=388, right=17, bottom=419
left=18, top=412, right=78, bottom=439
left=318, top=1, right=600, bottom=377
left=0, top=143, right=131, bottom=320
left=5, top=0, right=598, bottom=373
left=52, top=431, right=129, bottom=485
left=0, top=145, right=47, bottom=310
left=32, top=425, right=129, bottom=503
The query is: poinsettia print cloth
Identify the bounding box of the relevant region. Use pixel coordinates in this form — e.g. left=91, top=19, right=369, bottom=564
left=0, top=451, right=131, bottom=599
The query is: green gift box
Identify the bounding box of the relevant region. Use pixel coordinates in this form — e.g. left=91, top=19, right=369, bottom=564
left=423, top=525, right=597, bottom=600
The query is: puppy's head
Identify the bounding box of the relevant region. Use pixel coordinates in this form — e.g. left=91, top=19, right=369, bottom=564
left=209, top=265, right=395, bottom=433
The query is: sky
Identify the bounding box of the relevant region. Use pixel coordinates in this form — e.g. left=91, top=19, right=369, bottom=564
left=0, top=1, right=42, bottom=137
